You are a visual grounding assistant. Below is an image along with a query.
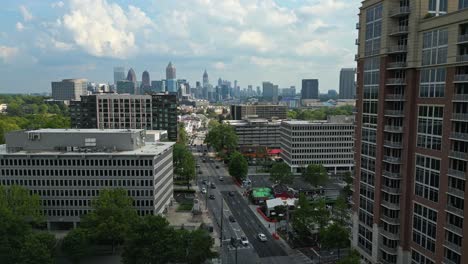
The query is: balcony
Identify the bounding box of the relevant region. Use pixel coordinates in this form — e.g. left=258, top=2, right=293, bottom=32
left=383, top=155, right=402, bottom=164
left=457, top=54, right=468, bottom=63
left=386, top=78, right=406, bottom=86
left=444, top=241, right=462, bottom=253
left=384, top=140, right=403, bottom=148
left=452, top=94, right=468, bottom=101
left=445, top=223, right=463, bottom=235
left=384, top=110, right=404, bottom=117
left=381, top=215, right=400, bottom=225
left=384, top=125, right=403, bottom=133
left=385, top=94, right=405, bottom=101
left=382, top=170, right=401, bottom=179
left=447, top=169, right=466, bottom=180
left=356, top=23, right=360, bottom=29
left=355, top=54, right=359, bottom=61
left=449, top=151, right=468, bottom=161
left=458, top=33, right=468, bottom=44
left=355, top=38, right=359, bottom=45
left=444, top=257, right=460, bottom=264
left=387, top=62, right=407, bottom=69
left=389, top=26, right=409, bottom=36
left=380, top=229, right=400, bottom=240
left=382, top=200, right=400, bottom=210
left=447, top=187, right=465, bottom=198
left=389, top=6, right=411, bottom=17
left=454, top=74, right=468, bottom=83
left=379, top=242, right=398, bottom=254
left=446, top=205, right=464, bottom=217
left=382, top=185, right=401, bottom=194
left=387, top=45, right=407, bottom=54
left=451, top=132, right=468, bottom=141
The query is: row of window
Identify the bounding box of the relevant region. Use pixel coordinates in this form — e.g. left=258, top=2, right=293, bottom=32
left=412, top=203, right=437, bottom=252
left=41, top=198, right=154, bottom=207
left=0, top=158, right=154, bottom=167
left=288, top=160, right=353, bottom=165
left=0, top=179, right=161, bottom=189
left=44, top=208, right=156, bottom=218
left=281, top=126, right=354, bottom=131
left=0, top=168, right=159, bottom=177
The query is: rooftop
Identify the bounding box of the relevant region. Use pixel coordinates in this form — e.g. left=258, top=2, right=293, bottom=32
left=28, top=128, right=144, bottom=134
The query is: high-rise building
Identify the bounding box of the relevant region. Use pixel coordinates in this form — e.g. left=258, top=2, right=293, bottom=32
left=113, top=67, right=126, bottom=85
left=1, top=129, right=174, bottom=229
left=203, top=70, right=209, bottom=87
left=353, top=2, right=468, bottom=264
left=124, top=68, right=137, bottom=94
left=51, top=79, right=88, bottom=101
left=151, top=80, right=165, bottom=93
left=339, top=68, right=356, bottom=99
left=151, top=93, right=178, bottom=141
left=262, top=82, right=279, bottom=104
left=141, top=70, right=151, bottom=94
left=301, top=79, right=319, bottom=99
left=224, top=118, right=281, bottom=149
left=116, top=80, right=137, bottom=95
left=230, top=104, right=287, bottom=120
left=166, top=62, right=177, bottom=93
left=166, top=62, right=176, bottom=80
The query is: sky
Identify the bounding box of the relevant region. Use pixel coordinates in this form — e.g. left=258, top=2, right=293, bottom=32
left=0, top=0, right=360, bottom=94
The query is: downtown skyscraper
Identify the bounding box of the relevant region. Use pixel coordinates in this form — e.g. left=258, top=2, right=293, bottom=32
left=339, top=68, right=356, bottom=99
left=353, top=1, right=468, bottom=264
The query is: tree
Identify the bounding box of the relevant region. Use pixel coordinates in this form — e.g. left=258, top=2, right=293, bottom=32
left=337, top=250, right=360, bottom=264
left=61, top=228, right=92, bottom=264
left=177, top=123, right=188, bottom=145
left=81, top=189, right=137, bottom=253
left=17, top=232, right=56, bottom=264
left=302, top=164, right=329, bottom=187
left=287, top=110, right=297, bottom=119
left=311, top=198, right=331, bottom=230
left=319, top=222, right=350, bottom=257
left=204, top=123, right=238, bottom=155
left=179, top=228, right=217, bottom=264
left=180, top=151, right=196, bottom=189
left=173, top=143, right=188, bottom=176
left=0, top=185, right=42, bottom=222
left=270, top=162, right=293, bottom=185
left=292, top=194, right=313, bottom=241
left=228, top=151, right=248, bottom=181
left=333, top=195, right=349, bottom=226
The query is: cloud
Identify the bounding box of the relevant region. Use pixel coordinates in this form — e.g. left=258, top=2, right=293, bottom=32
left=51, top=1, right=65, bottom=8
left=16, top=22, right=25, bottom=32
left=61, top=0, right=154, bottom=58
left=213, top=62, right=226, bottom=70
left=295, top=40, right=341, bottom=56
left=0, top=46, right=19, bottom=63
left=19, top=5, right=33, bottom=21
left=298, top=0, right=349, bottom=15
left=238, top=31, right=273, bottom=52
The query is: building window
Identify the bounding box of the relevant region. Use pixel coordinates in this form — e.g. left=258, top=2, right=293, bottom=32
left=422, top=29, right=448, bottom=65
left=429, top=0, right=447, bottom=15
left=411, top=249, right=435, bottom=264
left=415, top=155, right=440, bottom=202
left=417, top=105, right=443, bottom=150
left=364, top=4, right=383, bottom=56
left=419, top=68, right=445, bottom=98
left=445, top=248, right=461, bottom=264
left=460, top=0, right=468, bottom=9
left=412, top=203, right=437, bottom=252
left=358, top=224, right=373, bottom=255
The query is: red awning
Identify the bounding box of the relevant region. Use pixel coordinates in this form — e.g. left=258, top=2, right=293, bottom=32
left=268, top=149, right=282, bottom=155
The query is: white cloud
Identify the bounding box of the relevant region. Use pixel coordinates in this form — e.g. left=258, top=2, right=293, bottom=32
left=0, top=46, right=19, bottom=63
left=19, top=5, right=33, bottom=21
left=298, top=0, right=349, bottom=15
left=238, top=31, right=272, bottom=52
left=61, top=0, right=154, bottom=58
left=213, top=62, right=226, bottom=70
left=295, top=40, right=341, bottom=56
left=16, top=22, right=25, bottom=32
left=249, top=56, right=282, bottom=67
left=51, top=1, right=65, bottom=8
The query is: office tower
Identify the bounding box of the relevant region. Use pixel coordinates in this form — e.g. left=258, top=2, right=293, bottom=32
left=124, top=68, right=137, bottom=94
left=116, top=80, right=137, bottom=94
left=301, top=79, right=319, bottom=99
left=140, top=70, right=151, bottom=94
left=247, top=85, right=253, bottom=97
left=113, top=67, right=126, bottom=85
left=353, top=2, right=468, bottom=264
left=230, top=104, right=287, bottom=120
left=151, top=80, right=165, bottom=93
left=203, top=70, right=209, bottom=87
left=328, top=89, right=338, bottom=97
left=280, top=116, right=355, bottom=173
left=165, top=62, right=177, bottom=93
left=262, top=82, right=279, bottom=104
left=70, top=94, right=152, bottom=130
left=256, top=86, right=261, bottom=96
left=51, top=79, right=87, bottom=101
left=225, top=118, right=281, bottom=148
left=1, top=129, right=174, bottom=229
left=339, top=68, right=356, bottom=99
left=151, top=93, right=178, bottom=141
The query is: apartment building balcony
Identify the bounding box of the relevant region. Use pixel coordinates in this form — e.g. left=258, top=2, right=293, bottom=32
left=450, top=132, right=468, bottom=142
left=383, top=155, right=402, bottom=164
left=447, top=169, right=466, bottom=180
left=449, top=151, right=468, bottom=161
left=379, top=242, right=398, bottom=254
left=356, top=23, right=360, bottom=29
left=445, top=223, right=463, bottom=235
left=381, top=215, right=400, bottom=225
left=454, top=74, right=468, bottom=83
left=387, top=45, right=408, bottom=54
left=386, top=78, right=406, bottom=85
left=457, top=54, right=468, bottom=63
left=444, top=241, right=462, bottom=254
left=384, top=125, right=403, bottom=133
left=446, top=205, right=464, bottom=217
left=355, top=54, right=359, bottom=61
left=447, top=187, right=465, bottom=199
left=452, top=94, right=468, bottom=101
left=355, top=38, right=359, bottom=45
left=380, top=229, right=400, bottom=241
left=384, top=110, right=404, bottom=117
left=384, top=140, right=402, bottom=148
left=382, top=185, right=401, bottom=194
left=382, top=200, right=400, bottom=210
left=389, top=26, right=409, bottom=36
left=458, top=33, right=468, bottom=44
left=389, top=6, right=411, bottom=17
left=380, top=258, right=397, bottom=264
left=387, top=62, right=407, bottom=69
left=383, top=170, right=401, bottom=179
left=444, top=257, right=460, bottom=264
left=385, top=94, right=405, bottom=101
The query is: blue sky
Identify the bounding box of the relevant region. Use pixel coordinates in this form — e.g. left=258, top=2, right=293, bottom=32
left=0, top=0, right=360, bottom=94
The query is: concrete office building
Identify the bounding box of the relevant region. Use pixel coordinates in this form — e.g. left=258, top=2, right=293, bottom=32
left=262, top=82, right=279, bottom=104
left=280, top=115, right=354, bottom=174
left=339, top=68, right=356, bottom=99
left=116, top=80, right=137, bottom=95
left=353, top=1, right=468, bottom=264
left=301, top=79, right=319, bottom=99
left=230, top=104, right=288, bottom=120
left=51, top=79, right=87, bottom=101
left=151, top=93, right=178, bottom=141
left=224, top=118, right=281, bottom=148
left=0, top=129, right=174, bottom=229
left=113, top=67, right=126, bottom=85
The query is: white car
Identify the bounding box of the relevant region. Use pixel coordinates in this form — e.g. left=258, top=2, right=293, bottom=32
left=240, top=236, right=249, bottom=246
left=258, top=233, right=267, bottom=242
left=201, top=188, right=207, bottom=194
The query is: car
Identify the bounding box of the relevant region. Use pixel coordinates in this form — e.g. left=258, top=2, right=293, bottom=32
left=240, top=236, right=249, bottom=246
left=258, top=233, right=267, bottom=242
left=209, top=194, right=215, bottom=200
left=198, top=170, right=202, bottom=174
left=228, top=191, right=235, bottom=197
left=196, top=164, right=200, bottom=168
left=202, top=159, right=206, bottom=163
left=229, top=215, right=236, bottom=222
left=210, top=183, right=216, bottom=189
left=202, top=180, right=208, bottom=185
left=218, top=176, right=224, bottom=181
left=215, top=165, right=219, bottom=169
left=201, top=188, right=207, bottom=194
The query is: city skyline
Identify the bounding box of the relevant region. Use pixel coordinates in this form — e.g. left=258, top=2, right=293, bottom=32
left=0, top=0, right=359, bottom=94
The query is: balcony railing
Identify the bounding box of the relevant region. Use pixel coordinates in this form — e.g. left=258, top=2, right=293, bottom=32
left=387, top=45, right=407, bottom=53
left=447, top=169, right=466, bottom=180
left=382, top=170, right=401, bottom=179
left=444, top=257, right=459, bottom=264
left=385, top=94, right=405, bottom=100
left=389, top=6, right=411, bottom=17
left=447, top=187, right=465, bottom=198
left=382, top=185, right=401, bottom=194
left=458, top=33, right=468, bottom=44
left=384, top=140, right=403, bottom=148
left=389, top=26, right=409, bottom=35
left=452, top=94, right=468, bottom=101
left=446, top=205, right=464, bottom=217
left=445, top=223, right=463, bottom=235
left=386, top=78, right=406, bottom=85
left=454, top=74, right=468, bottom=83
left=383, top=155, right=402, bottom=164
left=387, top=62, right=407, bottom=69
left=380, top=229, right=400, bottom=240
left=379, top=242, right=398, bottom=254
left=457, top=54, right=468, bottom=62
left=449, top=151, right=468, bottom=160
left=355, top=39, right=359, bottom=45
left=444, top=241, right=462, bottom=253
left=355, top=54, right=359, bottom=61
left=381, top=215, right=400, bottom=225
left=384, top=110, right=404, bottom=117
left=451, top=132, right=468, bottom=141
left=382, top=200, right=400, bottom=210
left=384, top=125, right=403, bottom=133
left=356, top=23, right=360, bottom=29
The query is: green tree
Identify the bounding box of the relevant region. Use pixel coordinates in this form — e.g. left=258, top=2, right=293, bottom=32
left=179, top=228, right=217, bottom=264
left=17, top=232, right=56, bottom=264
left=319, top=222, right=350, bottom=257
left=39, top=104, right=49, bottom=114
left=204, top=123, right=238, bottom=155
left=81, top=189, right=137, bottom=253
left=287, top=110, right=297, bottom=119
left=177, top=123, right=188, bottom=145
left=337, top=250, right=360, bottom=264
left=0, top=185, right=42, bottom=222
left=302, top=164, right=329, bottom=187
left=0, top=119, right=21, bottom=144
left=61, top=228, right=92, bottom=264
left=311, top=198, right=330, bottom=230
left=228, top=151, right=248, bottom=181
left=333, top=195, right=349, bottom=225
left=292, top=194, right=313, bottom=240
left=270, top=162, right=293, bottom=185
left=180, top=151, right=196, bottom=189
left=173, top=143, right=188, bottom=175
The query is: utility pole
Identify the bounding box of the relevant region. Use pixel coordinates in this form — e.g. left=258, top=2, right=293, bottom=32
left=220, top=198, right=224, bottom=247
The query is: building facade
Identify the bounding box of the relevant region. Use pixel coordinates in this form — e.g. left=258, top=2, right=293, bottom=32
left=301, top=79, right=319, bottom=99
left=279, top=116, right=355, bottom=174
left=51, top=79, right=87, bottom=101
left=230, top=104, right=288, bottom=120
left=262, top=82, right=279, bottom=104
left=339, top=68, right=356, bottom=99
left=151, top=93, right=178, bottom=141
left=113, top=67, right=126, bottom=85
left=353, top=1, right=468, bottom=264
left=225, top=118, right=281, bottom=149
left=0, top=129, right=174, bottom=229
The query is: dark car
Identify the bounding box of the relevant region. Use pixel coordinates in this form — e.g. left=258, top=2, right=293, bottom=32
left=210, top=183, right=216, bottom=189
left=198, top=170, right=202, bottom=174
left=209, top=194, right=215, bottom=200
left=228, top=191, right=235, bottom=197
left=229, top=215, right=236, bottom=222
left=215, top=165, right=219, bottom=169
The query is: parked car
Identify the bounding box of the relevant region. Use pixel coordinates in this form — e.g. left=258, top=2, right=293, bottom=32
left=228, top=191, right=235, bottom=197
left=201, top=188, right=207, bottom=194
left=209, top=194, right=215, bottom=200
left=240, top=236, right=249, bottom=246
left=210, top=183, right=216, bottom=189
left=218, top=176, right=224, bottom=181
left=258, top=233, right=267, bottom=242
left=229, top=215, right=236, bottom=222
